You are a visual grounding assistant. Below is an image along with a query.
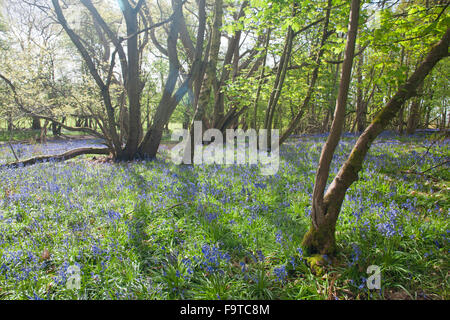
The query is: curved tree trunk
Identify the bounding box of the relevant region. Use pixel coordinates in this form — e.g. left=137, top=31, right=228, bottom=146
left=1, top=147, right=110, bottom=169
left=139, top=0, right=206, bottom=159
left=303, top=26, right=450, bottom=255
left=305, top=0, right=361, bottom=255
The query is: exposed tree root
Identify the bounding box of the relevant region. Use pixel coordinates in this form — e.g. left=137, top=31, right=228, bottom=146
left=1, top=147, right=111, bottom=169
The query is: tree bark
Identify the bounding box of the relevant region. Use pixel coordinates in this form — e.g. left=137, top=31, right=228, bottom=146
left=194, top=0, right=223, bottom=123
left=264, top=25, right=294, bottom=136
left=212, top=1, right=248, bottom=127
left=406, top=82, right=423, bottom=134
left=305, top=0, right=361, bottom=255
left=355, top=47, right=365, bottom=133
left=279, top=0, right=332, bottom=145
left=303, top=26, right=450, bottom=255
left=31, top=117, right=41, bottom=130
left=1, top=147, right=110, bottom=169
left=52, top=0, right=122, bottom=152
left=139, top=0, right=206, bottom=159
left=121, top=1, right=143, bottom=159
left=398, top=46, right=407, bottom=135
left=252, top=29, right=271, bottom=130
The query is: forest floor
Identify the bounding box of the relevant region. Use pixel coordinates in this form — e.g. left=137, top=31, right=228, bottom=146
left=0, top=130, right=448, bottom=300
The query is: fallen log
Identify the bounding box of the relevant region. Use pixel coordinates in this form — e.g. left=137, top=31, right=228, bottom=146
left=0, top=147, right=111, bottom=169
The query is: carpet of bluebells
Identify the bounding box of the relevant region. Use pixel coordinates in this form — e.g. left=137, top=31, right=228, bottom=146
left=0, top=131, right=448, bottom=300
left=0, top=138, right=107, bottom=164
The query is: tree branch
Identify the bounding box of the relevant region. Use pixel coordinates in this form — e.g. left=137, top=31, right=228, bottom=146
left=1, top=147, right=110, bottom=169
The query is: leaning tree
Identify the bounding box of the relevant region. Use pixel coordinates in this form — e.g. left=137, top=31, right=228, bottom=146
left=302, top=0, right=449, bottom=255
left=0, top=0, right=207, bottom=163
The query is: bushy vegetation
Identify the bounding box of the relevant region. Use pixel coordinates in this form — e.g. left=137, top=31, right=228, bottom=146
left=0, top=131, right=448, bottom=300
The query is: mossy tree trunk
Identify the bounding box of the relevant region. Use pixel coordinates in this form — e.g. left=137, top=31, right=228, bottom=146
left=303, top=26, right=450, bottom=255
left=306, top=0, right=361, bottom=255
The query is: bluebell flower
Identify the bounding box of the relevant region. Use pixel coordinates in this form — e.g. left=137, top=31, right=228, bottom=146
left=273, top=265, right=287, bottom=283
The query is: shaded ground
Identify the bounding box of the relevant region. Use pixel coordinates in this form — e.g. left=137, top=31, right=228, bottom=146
left=0, top=131, right=448, bottom=300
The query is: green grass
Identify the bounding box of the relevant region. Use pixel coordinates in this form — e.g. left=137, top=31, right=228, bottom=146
left=0, top=132, right=448, bottom=300
left=0, top=129, right=43, bottom=142
left=0, top=121, right=183, bottom=144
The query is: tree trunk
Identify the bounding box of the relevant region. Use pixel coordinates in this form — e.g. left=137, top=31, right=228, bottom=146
left=212, top=2, right=248, bottom=127
left=40, top=120, right=49, bottom=144
left=303, top=26, right=450, bottom=255
left=397, top=46, right=407, bottom=135
left=264, top=24, right=294, bottom=140
left=7, top=113, right=13, bottom=133
left=398, top=104, right=405, bottom=135
left=139, top=0, right=206, bottom=159
left=51, top=117, right=65, bottom=136
left=121, top=3, right=143, bottom=159
left=196, top=0, right=222, bottom=123
left=355, top=47, right=366, bottom=133
left=31, top=116, right=41, bottom=130
left=424, top=87, right=433, bottom=128
left=2, top=147, right=110, bottom=169
left=185, top=0, right=220, bottom=161
left=53, top=0, right=122, bottom=153
left=441, top=105, right=447, bottom=131
left=305, top=0, right=361, bottom=255
left=321, top=57, right=341, bottom=133
left=279, top=0, right=332, bottom=144
left=252, top=28, right=271, bottom=130
left=321, top=109, right=331, bottom=133
left=406, top=82, right=423, bottom=134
